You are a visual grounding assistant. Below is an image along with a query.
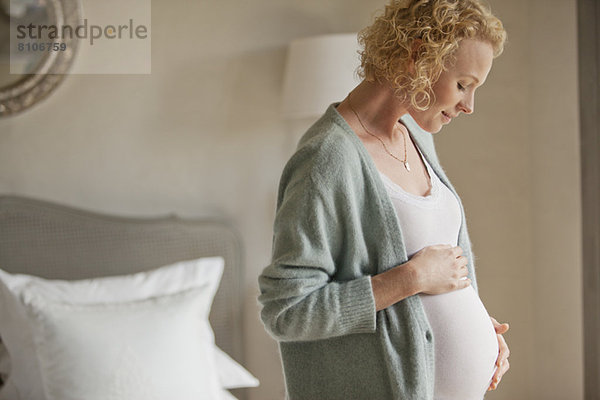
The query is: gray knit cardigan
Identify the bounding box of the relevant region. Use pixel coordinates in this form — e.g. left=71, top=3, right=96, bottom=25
left=258, top=103, right=478, bottom=400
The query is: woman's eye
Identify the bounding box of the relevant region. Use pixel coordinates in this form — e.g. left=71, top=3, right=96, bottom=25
left=457, top=83, right=466, bottom=91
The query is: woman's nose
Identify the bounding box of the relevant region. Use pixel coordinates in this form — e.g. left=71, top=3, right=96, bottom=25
left=459, top=94, right=474, bottom=114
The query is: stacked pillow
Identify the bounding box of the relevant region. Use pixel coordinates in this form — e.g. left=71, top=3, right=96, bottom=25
left=0, top=257, right=258, bottom=400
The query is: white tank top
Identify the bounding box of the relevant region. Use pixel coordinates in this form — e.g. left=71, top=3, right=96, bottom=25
left=379, top=147, right=499, bottom=400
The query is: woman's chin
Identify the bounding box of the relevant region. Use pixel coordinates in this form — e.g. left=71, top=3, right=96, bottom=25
left=430, top=125, right=444, bottom=134
left=408, top=115, right=443, bottom=134
left=420, top=122, right=443, bottom=135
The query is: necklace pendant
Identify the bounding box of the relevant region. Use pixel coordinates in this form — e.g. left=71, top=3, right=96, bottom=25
left=404, top=161, right=411, bottom=172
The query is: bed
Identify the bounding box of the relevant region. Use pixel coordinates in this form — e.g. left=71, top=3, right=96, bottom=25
left=0, top=194, right=254, bottom=400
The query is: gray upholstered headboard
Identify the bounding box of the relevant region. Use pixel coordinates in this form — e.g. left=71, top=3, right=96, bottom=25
left=0, top=194, right=246, bottom=397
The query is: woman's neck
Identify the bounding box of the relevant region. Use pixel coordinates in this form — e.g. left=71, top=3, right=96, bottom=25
left=337, top=80, right=411, bottom=142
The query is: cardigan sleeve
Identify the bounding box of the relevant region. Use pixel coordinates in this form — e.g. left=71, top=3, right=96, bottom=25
left=258, top=168, right=377, bottom=342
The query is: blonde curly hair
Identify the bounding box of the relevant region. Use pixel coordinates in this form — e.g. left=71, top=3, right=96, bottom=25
left=358, top=0, right=507, bottom=111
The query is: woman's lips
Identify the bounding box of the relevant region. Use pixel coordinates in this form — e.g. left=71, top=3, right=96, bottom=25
left=442, top=111, right=452, bottom=123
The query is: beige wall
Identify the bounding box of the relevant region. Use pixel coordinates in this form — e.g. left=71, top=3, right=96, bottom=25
left=436, top=0, right=583, bottom=399
left=528, top=0, right=583, bottom=397
left=0, top=0, right=582, bottom=399
left=436, top=0, right=535, bottom=396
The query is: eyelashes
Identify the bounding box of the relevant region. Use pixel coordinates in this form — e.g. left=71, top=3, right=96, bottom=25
left=457, top=83, right=466, bottom=91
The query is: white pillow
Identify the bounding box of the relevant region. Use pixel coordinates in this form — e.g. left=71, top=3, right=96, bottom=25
left=0, top=339, right=259, bottom=394
left=23, top=286, right=221, bottom=400
left=0, top=257, right=225, bottom=400
left=214, top=347, right=259, bottom=389
left=220, top=388, right=241, bottom=400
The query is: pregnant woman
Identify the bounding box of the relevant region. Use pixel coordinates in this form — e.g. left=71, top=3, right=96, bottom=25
left=259, top=1, right=510, bottom=399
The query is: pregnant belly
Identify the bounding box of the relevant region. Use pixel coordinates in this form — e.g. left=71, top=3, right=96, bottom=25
left=419, top=287, right=499, bottom=400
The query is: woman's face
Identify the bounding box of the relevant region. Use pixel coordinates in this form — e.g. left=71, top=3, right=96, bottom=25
left=409, top=39, right=495, bottom=134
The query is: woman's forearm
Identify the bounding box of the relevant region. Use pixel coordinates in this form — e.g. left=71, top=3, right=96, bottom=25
left=371, top=261, right=422, bottom=311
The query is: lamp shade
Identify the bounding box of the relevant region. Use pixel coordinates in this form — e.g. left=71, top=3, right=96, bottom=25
left=281, top=33, right=362, bottom=119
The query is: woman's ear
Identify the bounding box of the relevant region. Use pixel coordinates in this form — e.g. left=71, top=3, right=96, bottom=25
left=407, top=38, right=423, bottom=75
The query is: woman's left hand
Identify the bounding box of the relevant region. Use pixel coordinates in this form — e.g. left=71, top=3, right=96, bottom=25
left=488, top=316, right=510, bottom=391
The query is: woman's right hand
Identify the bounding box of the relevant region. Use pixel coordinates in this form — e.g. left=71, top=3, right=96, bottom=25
left=409, top=244, right=471, bottom=295
left=371, top=244, right=471, bottom=311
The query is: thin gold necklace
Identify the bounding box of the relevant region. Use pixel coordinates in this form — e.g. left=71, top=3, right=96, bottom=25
left=347, top=93, right=411, bottom=172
